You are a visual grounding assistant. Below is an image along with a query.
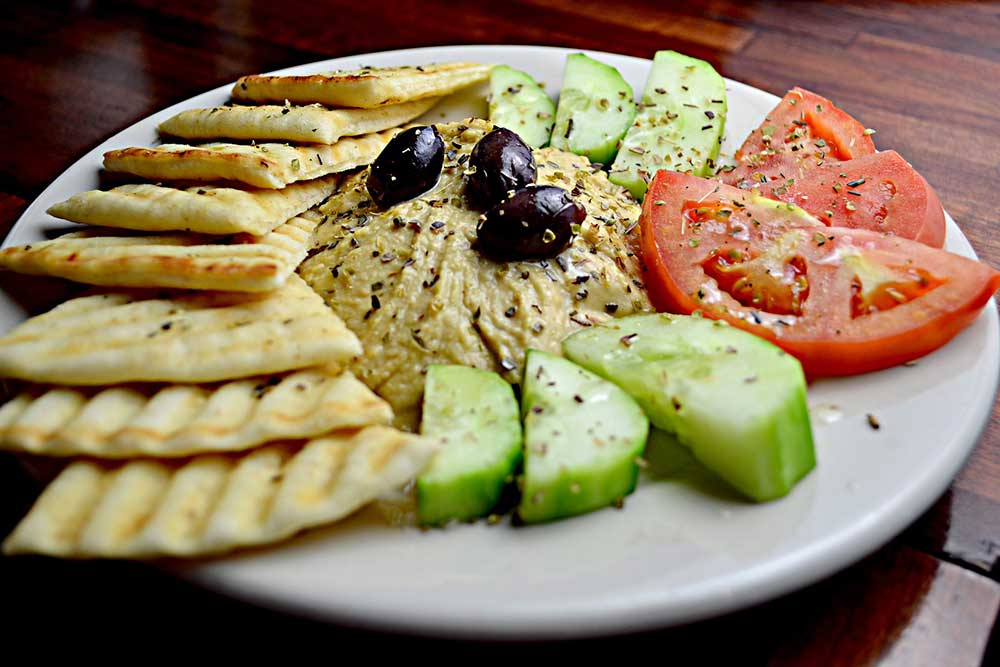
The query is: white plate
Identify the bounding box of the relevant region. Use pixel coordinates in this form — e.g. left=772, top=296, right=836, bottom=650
left=4, top=45, right=998, bottom=639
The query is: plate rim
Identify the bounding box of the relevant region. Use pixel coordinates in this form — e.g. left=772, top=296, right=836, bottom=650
left=5, top=43, right=999, bottom=639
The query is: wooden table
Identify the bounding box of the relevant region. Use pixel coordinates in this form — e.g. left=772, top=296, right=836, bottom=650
left=1, top=0, right=998, bottom=659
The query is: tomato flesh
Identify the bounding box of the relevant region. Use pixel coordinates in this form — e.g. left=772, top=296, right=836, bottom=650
left=640, top=170, right=1000, bottom=376
left=846, top=259, right=945, bottom=318
left=699, top=228, right=810, bottom=317
left=750, top=150, right=946, bottom=248
left=721, top=87, right=876, bottom=190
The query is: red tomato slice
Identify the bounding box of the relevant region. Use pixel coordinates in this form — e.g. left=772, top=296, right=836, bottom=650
left=751, top=150, right=947, bottom=248
left=721, top=87, right=877, bottom=189
left=640, top=170, right=1000, bottom=376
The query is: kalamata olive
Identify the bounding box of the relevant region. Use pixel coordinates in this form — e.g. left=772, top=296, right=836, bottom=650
left=467, top=128, right=537, bottom=208
left=367, top=125, right=444, bottom=207
left=477, top=186, right=586, bottom=261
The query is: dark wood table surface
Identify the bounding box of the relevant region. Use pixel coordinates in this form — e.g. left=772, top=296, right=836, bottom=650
left=2, top=0, right=998, bottom=659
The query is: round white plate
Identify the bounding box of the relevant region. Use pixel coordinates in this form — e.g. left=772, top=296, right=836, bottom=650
left=4, top=45, right=998, bottom=639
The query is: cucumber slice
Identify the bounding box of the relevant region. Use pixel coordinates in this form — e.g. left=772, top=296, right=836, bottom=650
left=519, top=350, right=649, bottom=523
left=550, top=53, right=637, bottom=165
left=417, top=365, right=522, bottom=526
left=488, top=65, right=556, bottom=149
left=643, top=428, right=697, bottom=479
left=563, top=314, right=815, bottom=501
left=610, top=50, right=727, bottom=200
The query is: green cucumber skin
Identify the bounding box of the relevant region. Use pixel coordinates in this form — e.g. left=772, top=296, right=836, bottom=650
left=563, top=314, right=815, bottom=502
left=550, top=54, right=637, bottom=165
left=417, top=365, right=522, bottom=526
left=610, top=50, right=728, bottom=200
left=643, top=427, right=697, bottom=479
left=488, top=65, right=556, bottom=149
left=519, top=350, right=649, bottom=524
left=520, top=448, right=640, bottom=524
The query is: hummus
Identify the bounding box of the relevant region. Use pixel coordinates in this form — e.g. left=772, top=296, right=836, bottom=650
left=298, top=118, right=652, bottom=428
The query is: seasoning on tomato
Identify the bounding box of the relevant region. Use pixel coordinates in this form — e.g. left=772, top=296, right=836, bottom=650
left=750, top=150, right=947, bottom=248
left=638, top=170, right=1000, bottom=377
left=720, top=87, right=876, bottom=190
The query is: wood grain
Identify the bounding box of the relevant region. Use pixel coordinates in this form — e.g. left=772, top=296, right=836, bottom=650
left=0, top=194, right=24, bottom=232
left=0, top=0, right=997, bottom=659
left=767, top=544, right=1000, bottom=667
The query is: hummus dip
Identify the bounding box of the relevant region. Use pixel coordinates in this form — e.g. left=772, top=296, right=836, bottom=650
left=299, top=118, right=652, bottom=428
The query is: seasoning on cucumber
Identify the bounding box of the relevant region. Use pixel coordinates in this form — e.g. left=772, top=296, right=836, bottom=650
left=550, top=53, right=637, bottom=165
left=488, top=65, right=556, bottom=149
left=563, top=314, right=815, bottom=502
left=519, top=350, right=649, bottom=523
left=610, top=50, right=727, bottom=200
left=416, top=365, right=522, bottom=526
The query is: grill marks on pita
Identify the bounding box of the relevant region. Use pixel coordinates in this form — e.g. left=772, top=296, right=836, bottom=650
left=158, top=98, right=438, bottom=144
left=48, top=176, right=339, bottom=236
left=232, top=62, right=492, bottom=108
left=0, top=61, right=493, bottom=560
left=0, top=215, right=318, bottom=292
left=0, top=369, right=392, bottom=458
left=103, top=126, right=412, bottom=189
left=0, top=275, right=361, bottom=385
left=2, top=426, right=437, bottom=558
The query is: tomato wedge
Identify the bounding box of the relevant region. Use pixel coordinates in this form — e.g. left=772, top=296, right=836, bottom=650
left=721, top=87, right=876, bottom=189
left=640, top=170, right=1000, bottom=376
left=751, top=150, right=947, bottom=248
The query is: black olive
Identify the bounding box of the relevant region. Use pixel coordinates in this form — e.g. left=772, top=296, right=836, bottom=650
left=366, top=125, right=444, bottom=207
left=477, top=186, right=585, bottom=261
left=467, top=128, right=537, bottom=208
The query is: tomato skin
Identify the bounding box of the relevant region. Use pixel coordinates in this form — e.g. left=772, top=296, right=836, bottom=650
left=920, top=179, right=947, bottom=248
left=763, top=301, right=991, bottom=377
left=722, top=87, right=876, bottom=189
left=640, top=170, right=1000, bottom=377
left=754, top=150, right=947, bottom=248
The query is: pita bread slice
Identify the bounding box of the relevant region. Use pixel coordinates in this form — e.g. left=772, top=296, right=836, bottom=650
left=0, top=274, right=361, bottom=385
left=158, top=98, right=436, bottom=144
left=103, top=126, right=409, bottom=189
left=46, top=175, right=338, bottom=236
left=232, top=62, right=492, bottom=108
left=0, top=215, right=315, bottom=292
left=2, top=425, right=437, bottom=558
left=0, top=369, right=392, bottom=458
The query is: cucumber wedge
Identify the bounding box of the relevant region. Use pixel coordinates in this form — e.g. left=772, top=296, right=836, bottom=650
left=550, top=53, right=636, bottom=165
left=610, top=50, right=727, bottom=200
left=417, top=365, right=522, bottom=526
left=488, top=65, right=556, bottom=149
left=563, top=314, right=815, bottom=501
left=519, top=350, right=649, bottom=523
left=643, top=428, right=697, bottom=479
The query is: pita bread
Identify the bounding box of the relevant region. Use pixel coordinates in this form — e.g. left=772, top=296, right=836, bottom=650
left=0, top=274, right=361, bottom=385
left=158, top=98, right=437, bottom=144
left=2, top=425, right=437, bottom=558
left=48, top=175, right=338, bottom=236
left=0, top=369, right=392, bottom=458
left=0, top=215, right=315, bottom=292
left=232, top=62, right=492, bottom=108
left=103, top=126, right=408, bottom=189
left=47, top=175, right=338, bottom=236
